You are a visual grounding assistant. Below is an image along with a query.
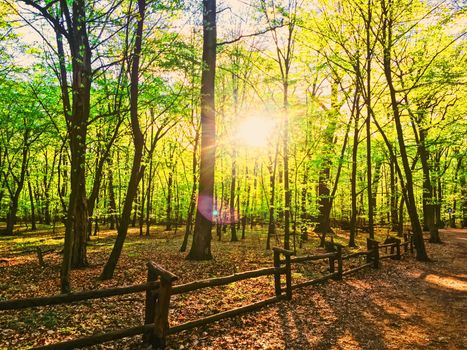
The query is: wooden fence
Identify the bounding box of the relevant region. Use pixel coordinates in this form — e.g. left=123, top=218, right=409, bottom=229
left=0, top=235, right=413, bottom=349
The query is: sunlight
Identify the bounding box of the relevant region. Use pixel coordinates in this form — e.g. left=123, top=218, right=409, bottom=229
left=234, top=116, right=276, bottom=148
left=424, top=273, right=467, bottom=292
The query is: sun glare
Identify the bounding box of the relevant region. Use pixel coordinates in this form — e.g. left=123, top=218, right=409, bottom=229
left=235, top=116, right=276, bottom=148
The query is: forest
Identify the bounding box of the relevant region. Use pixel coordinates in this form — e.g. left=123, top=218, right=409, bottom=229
left=0, top=0, right=466, bottom=349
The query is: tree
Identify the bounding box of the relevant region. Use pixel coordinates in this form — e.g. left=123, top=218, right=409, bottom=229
left=187, top=0, right=217, bottom=260
left=101, top=0, right=147, bottom=280
left=379, top=0, right=429, bottom=260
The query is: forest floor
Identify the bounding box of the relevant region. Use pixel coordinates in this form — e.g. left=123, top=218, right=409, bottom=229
left=0, top=225, right=466, bottom=350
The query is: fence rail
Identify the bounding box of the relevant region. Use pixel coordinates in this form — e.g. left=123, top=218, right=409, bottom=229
left=35, top=324, right=155, bottom=350
left=2, top=233, right=415, bottom=349
left=0, top=282, right=160, bottom=311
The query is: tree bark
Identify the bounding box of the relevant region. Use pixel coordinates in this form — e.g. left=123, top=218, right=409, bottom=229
left=365, top=0, right=375, bottom=239
left=107, top=160, right=118, bottom=230
left=187, top=0, right=217, bottom=260
left=380, top=0, right=428, bottom=260
left=166, top=166, right=173, bottom=231
left=315, top=78, right=339, bottom=244
left=4, top=129, right=29, bottom=235
left=50, top=0, right=94, bottom=292
left=349, top=99, right=359, bottom=247
left=230, top=153, right=238, bottom=242
left=27, top=171, right=36, bottom=231
left=390, top=152, right=399, bottom=231
left=266, top=142, right=279, bottom=250
left=418, top=129, right=441, bottom=243
left=101, top=0, right=147, bottom=279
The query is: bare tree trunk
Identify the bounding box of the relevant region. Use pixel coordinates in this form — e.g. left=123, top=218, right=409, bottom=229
left=381, top=0, right=428, bottom=260
left=48, top=0, right=94, bottom=292
left=166, top=166, right=173, bottom=231
left=451, top=156, right=462, bottom=228
left=5, top=130, right=29, bottom=235
left=27, top=171, right=36, bottom=231
left=187, top=0, right=216, bottom=260
left=108, top=160, right=118, bottom=230
left=418, top=129, right=441, bottom=243
left=460, top=158, right=467, bottom=228
left=139, top=171, right=145, bottom=236
left=266, top=142, right=279, bottom=250
left=349, top=101, right=359, bottom=247
left=101, top=0, right=147, bottom=279
left=365, top=0, right=375, bottom=239
left=315, top=79, right=339, bottom=242
left=242, top=162, right=250, bottom=239
left=230, top=149, right=238, bottom=242
left=390, top=153, right=399, bottom=232
left=283, top=81, right=291, bottom=250
left=180, top=128, right=199, bottom=251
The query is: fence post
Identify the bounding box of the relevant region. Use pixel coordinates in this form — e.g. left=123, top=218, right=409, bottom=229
left=395, top=239, right=401, bottom=260
left=329, top=252, right=335, bottom=274
left=336, top=245, right=343, bottom=280
left=144, top=267, right=157, bottom=345
left=144, top=262, right=178, bottom=349
left=372, top=240, right=379, bottom=268
left=285, top=254, right=292, bottom=300
left=273, top=249, right=282, bottom=297
left=151, top=274, right=174, bottom=348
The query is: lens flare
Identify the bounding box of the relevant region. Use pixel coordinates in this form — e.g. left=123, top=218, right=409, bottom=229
left=235, top=116, right=276, bottom=148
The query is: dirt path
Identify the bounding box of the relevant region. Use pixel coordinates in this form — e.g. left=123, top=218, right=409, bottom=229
left=166, top=229, right=467, bottom=350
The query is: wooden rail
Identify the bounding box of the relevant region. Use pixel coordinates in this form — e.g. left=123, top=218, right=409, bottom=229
left=283, top=252, right=336, bottom=264
left=342, top=250, right=372, bottom=260
left=168, top=295, right=286, bottom=334
left=33, top=324, right=155, bottom=350
left=342, top=262, right=374, bottom=276
left=172, top=267, right=283, bottom=295
left=380, top=253, right=398, bottom=260
left=0, top=282, right=159, bottom=311
left=291, top=272, right=339, bottom=290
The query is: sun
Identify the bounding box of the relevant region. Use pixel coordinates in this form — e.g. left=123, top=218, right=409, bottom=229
left=234, top=116, right=276, bottom=148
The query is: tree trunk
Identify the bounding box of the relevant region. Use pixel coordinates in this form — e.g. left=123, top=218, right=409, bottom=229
left=283, top=81, right=291, bottom=250
left=242, top=162, right=250, bottom=240
left=108, top=162, right=118, bottom=230
left=5, top=128, right=30, bottom=236
left=187, top=0, right=216, bottom=260
left=451, top=156, right=462, bottom=228
left=5, top=132, right=29, bottom=236
left=418, top=129, right=441, bottom=243
left=230, top=150, right=238, bottom=242
left=390, top=153, right=399, bottom=231
left=139, top=172, right=145, bottom=236
left=349, top=102, right=359, bottom=247
left=166, top=168, right=173, bottom=231
left=57, top=0, right=93, bottom=292
left=27, top=171, right=36, bottom=231
left=100, top=0, right=147, bottom=280
left=365, top=0, right=374, bottom=239
left=180, top=128, right=199, bottom=251
left=315, top=79, right=339, bottom=242
left=266, top=142, right=279, bottom=250
left=381, top=0, right=428, bottom=260
left=459, top=158, right=467, bottom=228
